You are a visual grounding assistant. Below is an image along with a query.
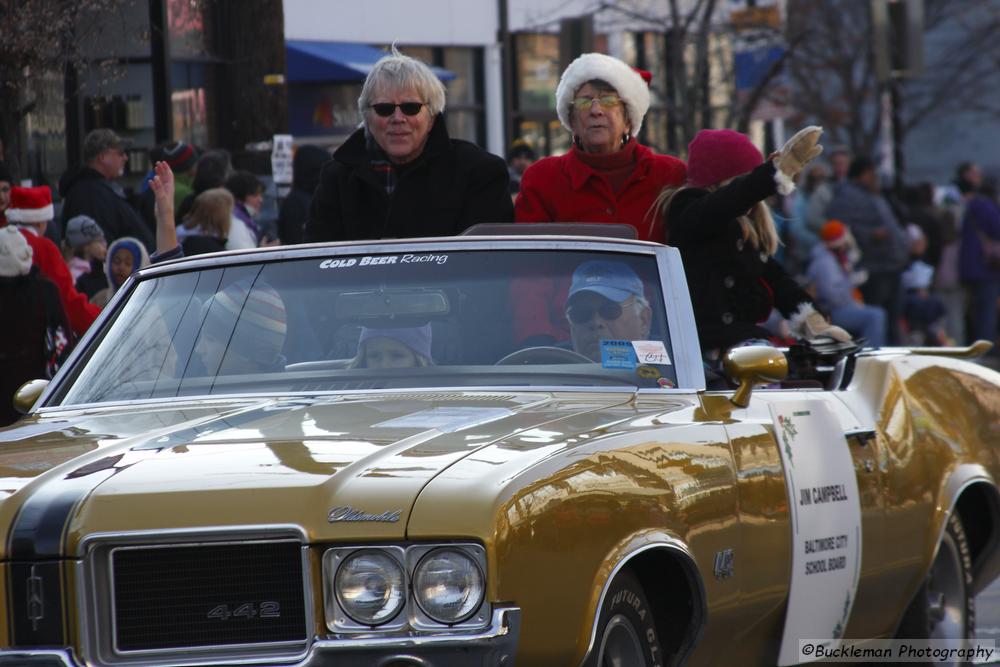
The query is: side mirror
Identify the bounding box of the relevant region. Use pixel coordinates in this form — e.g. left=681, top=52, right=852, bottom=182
left=723, top=347, right=788, bottom=408
left=13, top=379, right=49, bottom=415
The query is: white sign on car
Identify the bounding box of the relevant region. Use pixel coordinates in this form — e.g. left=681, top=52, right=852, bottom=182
left=770, top=400, right=863, bottom=665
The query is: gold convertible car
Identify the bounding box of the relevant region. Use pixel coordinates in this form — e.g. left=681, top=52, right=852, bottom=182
left=2, top=234, right=999, bottom=666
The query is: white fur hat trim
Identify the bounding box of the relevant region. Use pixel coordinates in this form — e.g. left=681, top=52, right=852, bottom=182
left=556, top=53, right=651, bottom=136
left=0, top=225, right=33, bottom=277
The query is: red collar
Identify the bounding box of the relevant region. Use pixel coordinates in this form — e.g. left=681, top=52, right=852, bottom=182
left=566, top=141, right=653, bottom=190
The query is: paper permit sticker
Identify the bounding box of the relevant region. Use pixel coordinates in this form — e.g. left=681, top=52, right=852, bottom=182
left=631, top=340, right=671, bottom=365
left=600, top=340, right=637, bottom=369
left=373, top=407, right=512, bottom=433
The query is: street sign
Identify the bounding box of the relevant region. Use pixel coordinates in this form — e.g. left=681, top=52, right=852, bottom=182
left=271, top=134, right=293, bottom=186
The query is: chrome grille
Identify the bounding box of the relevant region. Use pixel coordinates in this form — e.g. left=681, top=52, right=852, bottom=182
left=110, top=540, right=307, bottom=653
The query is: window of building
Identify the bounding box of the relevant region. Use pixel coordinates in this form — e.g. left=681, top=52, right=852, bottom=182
left=397, top=45, right=486, bottom=147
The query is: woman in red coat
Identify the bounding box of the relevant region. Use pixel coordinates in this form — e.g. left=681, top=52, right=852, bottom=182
left=512, top=53, right=686, bottom=346
left=514, top=52, right=686, bottom=241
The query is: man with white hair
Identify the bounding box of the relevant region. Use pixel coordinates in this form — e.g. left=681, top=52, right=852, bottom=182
left=305, top=47, right=512, bottom=241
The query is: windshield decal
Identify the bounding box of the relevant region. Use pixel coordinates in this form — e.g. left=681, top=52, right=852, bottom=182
left=600, top=340, right=638, bottom=369
left=319, top=254, right=448, bottom=270
left=632, top=340, right=671, bottom=365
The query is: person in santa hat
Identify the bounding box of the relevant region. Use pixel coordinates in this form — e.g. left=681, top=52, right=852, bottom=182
left=0, top=225, right=74, bottom=426
left=515, top=53, right=685, bottom=241
left=6, top=185, right=100, bottom=335
left=806, top=219, right=887, bottom=347
left=511, top=53, right=686, bottom=348
left=653, top=127, right=851, bottom=365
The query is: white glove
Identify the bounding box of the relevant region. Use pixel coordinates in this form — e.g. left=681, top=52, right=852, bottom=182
left=800, top=310, right=853, bottom=343
left=775, top=126, right=824, bottom=180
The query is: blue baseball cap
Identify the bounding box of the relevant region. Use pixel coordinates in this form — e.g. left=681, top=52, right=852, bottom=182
left=568, top=260, right=645, bottom=303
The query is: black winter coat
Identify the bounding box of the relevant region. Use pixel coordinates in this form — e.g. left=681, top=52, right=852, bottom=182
left=0, top=268, right=72, bottom=426
left=304, top=116, right=512, bottom=241
left=667, top=161, right=814, bottom=353
left=59, top=167, right=154, bottom=250
left=279, top=145, right=329, bottom=245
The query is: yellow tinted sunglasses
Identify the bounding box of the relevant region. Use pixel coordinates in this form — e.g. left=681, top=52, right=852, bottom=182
left=572, top=95, right=622, bottom=111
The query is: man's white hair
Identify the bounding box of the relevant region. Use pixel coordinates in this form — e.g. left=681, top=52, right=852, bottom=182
left=358, top=46, right=446, bottom=128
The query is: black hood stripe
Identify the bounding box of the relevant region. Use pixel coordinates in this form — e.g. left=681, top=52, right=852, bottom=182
left=9, top=468, right=118, bottom=560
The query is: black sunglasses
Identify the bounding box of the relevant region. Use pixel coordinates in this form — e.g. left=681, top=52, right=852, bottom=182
left=370, top=102, right=424, bottom=117
left=566, top=300, right=625, bottom=324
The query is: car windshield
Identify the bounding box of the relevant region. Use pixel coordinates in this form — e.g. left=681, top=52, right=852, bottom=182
left=53, top=249, right=677, bottom=405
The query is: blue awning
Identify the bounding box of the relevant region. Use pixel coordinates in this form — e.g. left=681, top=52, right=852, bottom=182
left=286, top=41, right=455, bottom=83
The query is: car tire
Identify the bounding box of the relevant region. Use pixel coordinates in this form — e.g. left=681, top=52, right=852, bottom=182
left=590, top=568, right=664, bottom=667
left=896, top=512, right=974, bottom=644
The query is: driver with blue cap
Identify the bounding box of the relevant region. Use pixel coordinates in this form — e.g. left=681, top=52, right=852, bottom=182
left=565, top=260, right=651, bottom=361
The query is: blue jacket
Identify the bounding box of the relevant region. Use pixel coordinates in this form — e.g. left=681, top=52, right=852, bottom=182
left=959, top=195, right=1000, bottom=283
left=806, top=244, right=856, bottom=310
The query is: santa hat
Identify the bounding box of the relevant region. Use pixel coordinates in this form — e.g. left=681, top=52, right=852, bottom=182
left=6, top=186, right=54, bottom=224
left=556, top=53, right=651, bottom=136
left=686, top=129, right=763, bottom=188
left=0, top=225, right=32, bottom=277
left=820, top=220, right=849, bottom=247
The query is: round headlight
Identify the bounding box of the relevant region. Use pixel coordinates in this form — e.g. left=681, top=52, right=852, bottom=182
left=335, top=550, right=405, bottom=625
left=413, top=548, right=485, bottom=624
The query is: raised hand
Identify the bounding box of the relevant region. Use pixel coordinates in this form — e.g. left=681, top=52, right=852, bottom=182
left=775, top=126, right=824, bottom=180
left=149, top=161, right=178, bottom=254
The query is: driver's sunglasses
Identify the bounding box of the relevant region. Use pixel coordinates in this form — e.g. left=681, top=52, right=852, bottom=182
left=566, top=299, right=628, bottom=324
left=370, top=102, right=424, bottom=117
left=572, top=95, right=622, bottom=111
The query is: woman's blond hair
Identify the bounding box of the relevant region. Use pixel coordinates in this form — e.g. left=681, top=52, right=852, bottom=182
left=185, top=187, right=233, bottom=239
left=650, top=182, right=779, bottom=255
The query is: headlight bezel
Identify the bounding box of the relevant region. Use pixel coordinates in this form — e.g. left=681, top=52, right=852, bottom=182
left=323, top=546, right=409, bottom=632
left=410, top=546, right=486, bottom=625
left=323, top=543, right=489, bottom=634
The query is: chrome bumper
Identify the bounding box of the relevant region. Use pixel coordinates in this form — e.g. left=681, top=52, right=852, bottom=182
left=0, top=606, right=520, bottom=667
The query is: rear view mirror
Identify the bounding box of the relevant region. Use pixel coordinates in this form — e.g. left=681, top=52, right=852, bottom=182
left=335, top=289, right=450, bottom=321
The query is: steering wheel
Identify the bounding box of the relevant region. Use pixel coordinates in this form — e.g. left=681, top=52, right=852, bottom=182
left=495, top=346, right=594, bottom=365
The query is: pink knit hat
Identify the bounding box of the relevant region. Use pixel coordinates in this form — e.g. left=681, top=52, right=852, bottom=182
left=686, top=129, right=763, bottom=188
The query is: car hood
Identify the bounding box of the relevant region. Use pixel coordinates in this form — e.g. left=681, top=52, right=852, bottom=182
left=0, top=391, right=641, bottom=558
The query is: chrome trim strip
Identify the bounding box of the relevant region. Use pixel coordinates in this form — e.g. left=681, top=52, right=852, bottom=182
left=138, top=237, right=662, bottom=279
left=36, top=384, right=700, bottom=416
left=76, top=524, right=309, bottom=557
left=0, top=606, right=521, bottom=667
left=578, top=539, right=706, bottom=667
left=313, top=604, right=517, bottom=651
